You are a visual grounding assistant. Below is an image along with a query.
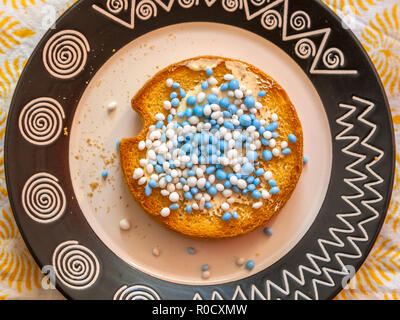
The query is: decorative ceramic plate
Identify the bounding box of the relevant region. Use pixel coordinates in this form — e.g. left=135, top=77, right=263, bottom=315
left=5, top=0, right=395, bottom=300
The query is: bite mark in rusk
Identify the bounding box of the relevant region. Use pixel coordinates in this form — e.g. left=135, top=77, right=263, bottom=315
left=120, top=56, right=303, bottom=239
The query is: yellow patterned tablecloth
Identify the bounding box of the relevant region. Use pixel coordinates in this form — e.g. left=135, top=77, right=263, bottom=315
left=0, top=0, right=398, bottom=300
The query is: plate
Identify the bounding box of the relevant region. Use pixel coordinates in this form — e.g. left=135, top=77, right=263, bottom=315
left=5, top=0, right=395, bottom=300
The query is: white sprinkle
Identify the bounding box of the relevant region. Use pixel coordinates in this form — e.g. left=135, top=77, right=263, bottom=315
left=234, top=89, right=243, bottom=99
left=264, top=171, right=273, bottom=180
left=188, top=176, right=198, bottom=187
left=263, top=131, right=272, bottom=139
left=208, top=175, right=216, bottom=184
left=237, top=179, right=247, bottom=189
left=208, top=77, right=218, bottom=86
left=150, top=174, right=158, bottom=181
left=119, top=219, right=131, bottom=231
left=271, top=113, right=278, bottom=121
left=189, top=116, right=200, bottom=125
left=169, top=192, right=179, bottom=202
left=152, top=248, right=160, bottom=257
left=211, top=87, right=219, bottom=95
left=166, top=78, right=173, bottom=87
left=167, top=183, right=175, bottom=193
left=163, top=100, right=172, bottom=110
left=230, top=176, right=238, bottom=185
left=272, top=148, right=280, bottom=156
left=224, top=74, right=234, bottom=81
left=107, top=101, right=117, bottom=112
left=253, top=202, right=263, bottom=209
left=281, top=141, right=288, bottom=149
left=149, top=131, right=161, bottom=141
left=216, top=184, right=224, bottom=192
left=161, top=190, right=169, bottom=196
left=138, top=177, right=147, bottom=186
left=183, top=185, right=189, bottom=192
left=155, top=113, right=165, bottom=121
left=139, top=159, right=147, bottom=167
left=192, top=203, right=199, bottom=210
left=269, top=139, right=276, bottom=148
left=161, top=207, right=171, bottom=217
left=227, top=197, right=235, bottom=204
left=159, top=178, right=167, bottom=189
left=223, top=189, right=233, bottom=198
left=221, top=202, right=230, bottom=211
left=262, top=190, right=271, bottom=199
left=197, top=178, right=206, bottom=189
left=197, top=92, right=206, bottom=103
left=146, top=164, right=154, bottom=174
left=132, top=168, right=144, bottom=179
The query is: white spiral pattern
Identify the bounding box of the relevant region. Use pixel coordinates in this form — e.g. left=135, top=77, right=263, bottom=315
left=178, top=0, right=196, bottom=8
left=114, top=285, right=161, bottom=300
left=22, top=173, right=66, bottom=224
left=222, top=0, right=240, bottom=12
left=323, top=48, right=345, bottom=69
left=136, top=0, right=157, bottom=20
left=18, top=97, right=65, bottom=146
left=43, top=30, right=90, bottom=79
left=250, top=0, right=266, bottom=6
left=261, top=10, right=282, bottom=30
left=295, top=38, right=316, bottom=59
left=106, top=0, right=128, bottom=14
left=290, top=10, right=311, bottom=31
left=52, top=241, right=100, bottom=290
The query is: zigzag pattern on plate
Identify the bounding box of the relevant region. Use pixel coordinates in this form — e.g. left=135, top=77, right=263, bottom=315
left=92, top=0, right=357, bottom=75
left=192, top=96, right=384, bottom=300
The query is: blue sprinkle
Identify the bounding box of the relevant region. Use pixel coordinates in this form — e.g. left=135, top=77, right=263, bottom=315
left=246, top=150, right=258, bottom=162
left=167, top=114, right=173, bottom=123
left=252, top=190, right=262, bottom=200
left=184, top=192, right=193, bottom=200
left=161, top=133, right=167, bottom=142
left=170, top=203, right=180, bottom=210
left=155, top=165, right=163, bottom=173
left=206, top=68, right=213, bottom=76
left=156, top=155, right=165, bottom=164
left=171, top=98, right=180, bottom=107
left=170, top=92, right=178, bottom=99
left=188, top=170, right=196, bottom=177
left=241, top=162, right=254, bottom=175
left=253, top=119, right=261, bottom=129
left=224, top=180, right=232, bottom=188
left=244, top=96, right=255, bottom=108
left=148, top=180, right=157, bottom=188
left=282, top=148, right=291, bottom=155
left=242, top=189, right=249, bottom=195
left=187, top=246, right=195, bottom=254
left=207, top=186, right=217, bottom=196
left=248, top=184, right=255, bottom=192
left=186, top=206, right=192, bottom=214
left=254, top=178, right=260, bottom=186
left=207, top=94, right=219, bottom=104
left=223, top=122, right=234, bottom=130
left=219, top=98, right=230, bottom=109
left=266, top=122, right=279, bottom=132
left=272, top=132, right=279, bottom=139
left=303, top=156, right=308, bottom=164
left=228, top=104, right=237, bottom=115
left=193, top=105, right=204, bottom=117
left=228, top=79, right=239, bottom=90
left=179, top=88, right=186, bottom=98
left=270, top=187, right=280, bottom=194
left=191, top=187, right=199, bottom=195
left=156, top=120, right=163, bottom=129
left=187, top=96, right=196, bottom=105
left=206, top=166, right=216, bottom=174
left=220, top=83, right=228, bottom=91
left=263, top=227, right=273, bottom=236
left=232, top=186, right=240, bottom=193
left=101, top=171, right=108, bottom=178
left=245, top=260, right=255, bottom=271
left=288, top=134, right=297, bottom=143
left=232, top=212, right=239, bottom=219
left=239, top=115, right=252, bottom=127
left=263, top=150, right=273, bottom=161
left=258, top=90, right=266, bottom=97
left=201, top=81, right=209, bottom=90
left=222, top=212, right=232, bottom=221
left=205, top=202, right=213, bottom=209
left=269, top=179, right=277, bottom=187
left=172, top=82, right=180, bottom=89
left=202, top=264, right=209, bottom=271
left=145, top=186, right=152, bottom=196
left=185, top=108, right=193, bottom=117
left=180, top=177, right=187, bottom=184
left=256, top=168, right=264, bottom=176
left=165, top=175, right=173, bottom=183
left=258, top=126, right=266, bottom=135
left=116, top=139, right=121, bottom=149
left=216, top=169, right=227, bottom=180
left=247, top=176, right=254, bottom=184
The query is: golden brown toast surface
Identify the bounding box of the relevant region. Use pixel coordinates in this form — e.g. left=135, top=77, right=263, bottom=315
left=120, top=56, right=303, bottom=239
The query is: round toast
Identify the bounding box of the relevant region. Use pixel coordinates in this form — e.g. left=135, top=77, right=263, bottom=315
left=119, top=56, right=303, bottom=239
